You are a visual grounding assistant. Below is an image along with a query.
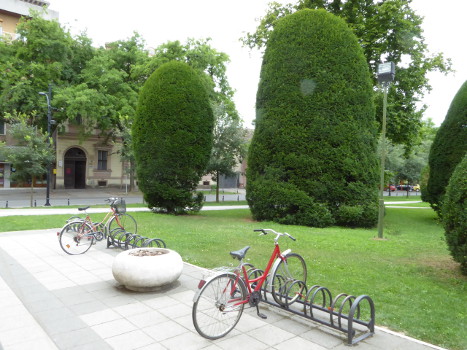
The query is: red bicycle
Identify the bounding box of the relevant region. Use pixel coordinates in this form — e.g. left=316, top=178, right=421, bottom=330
left=192, top=228, right=307, bottom=339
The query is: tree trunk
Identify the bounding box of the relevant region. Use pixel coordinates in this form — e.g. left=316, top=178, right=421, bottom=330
left=215, top=171, right=220, bottom=203
left=30, top=176, right=35, bottom=207
left=129, top=160, right=136, bottom=192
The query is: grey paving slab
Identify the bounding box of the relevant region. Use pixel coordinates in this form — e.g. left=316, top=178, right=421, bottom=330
left=0, top=228, right=448, bottom=350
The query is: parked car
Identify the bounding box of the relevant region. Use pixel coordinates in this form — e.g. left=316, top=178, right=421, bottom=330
left=397, top=184, right=413, bottom=191
left=413, top=184, right=420, bottom=192
left=384, top=185, right=396, bottom=191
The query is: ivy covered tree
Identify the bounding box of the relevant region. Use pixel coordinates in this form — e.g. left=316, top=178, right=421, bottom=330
left=242, top=0, right=452, bottom=150
left=132, top=61, right=214, bottom=213
left=442, top=155, right=467, bottom=275
left=247, top=9, right=379, bottom=228
left=424, top=81, right=467, bottom=213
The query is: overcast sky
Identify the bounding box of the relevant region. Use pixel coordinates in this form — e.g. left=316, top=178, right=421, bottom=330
left=48, top=0, right=466, bottom=128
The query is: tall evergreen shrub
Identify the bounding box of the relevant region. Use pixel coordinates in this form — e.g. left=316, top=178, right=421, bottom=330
left=247, top=9, right=379, bottom=228
left=425, top=81, right=467, bottom=213
left=132, top=61, right=214, bottom=213
left=442, top=155, right=467, bottom=274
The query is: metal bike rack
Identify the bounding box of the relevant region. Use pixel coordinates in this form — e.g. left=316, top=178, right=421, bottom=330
left=106, top=229, right=166, bottom=250
left=246, top=265, right=375, bottom=346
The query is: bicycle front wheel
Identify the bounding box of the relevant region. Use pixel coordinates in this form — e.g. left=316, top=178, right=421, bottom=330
left=59, top=221, right=94, bottom=255
left=271, top=253, right=307, bottom=306
left=192, top=273, right=246, bottom=340
left=107, top=213, right=137, bottom=235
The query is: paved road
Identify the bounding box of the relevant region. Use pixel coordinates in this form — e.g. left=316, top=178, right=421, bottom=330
left=0, top=188, right=247, bottom=209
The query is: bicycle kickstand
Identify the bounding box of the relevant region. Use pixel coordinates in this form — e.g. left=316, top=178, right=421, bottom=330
left=255, top=304, right=267, bottom=319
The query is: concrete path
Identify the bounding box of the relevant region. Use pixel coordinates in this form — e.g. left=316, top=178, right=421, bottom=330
left=0, top=228, right=446, bottom=350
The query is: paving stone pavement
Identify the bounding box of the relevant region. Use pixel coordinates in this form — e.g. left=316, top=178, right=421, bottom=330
left=0, top=229, right=447, bottom=350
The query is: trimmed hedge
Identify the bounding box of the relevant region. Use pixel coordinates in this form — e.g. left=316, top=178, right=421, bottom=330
left=132, top=61, right=214, bottom=214
left=425, top=81, right=467, bottom=213
left=442, top=154, right=467, bottom=274
left=246, top=9, right=379, bottom=227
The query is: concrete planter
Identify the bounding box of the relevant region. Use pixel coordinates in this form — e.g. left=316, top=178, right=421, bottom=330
left=112, top=248, right=183, bottom=292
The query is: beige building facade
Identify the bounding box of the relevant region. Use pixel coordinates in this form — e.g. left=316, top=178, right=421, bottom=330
left=54, top=124, right=127, bottom=189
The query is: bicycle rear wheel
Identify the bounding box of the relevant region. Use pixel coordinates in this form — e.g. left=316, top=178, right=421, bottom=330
left=107, top=213, right=137, bottom=235
left=59, top=221, right=94, bottom=255
left=271, top=253, right=307, bottom=306
left=192, top=273, right=246, bottom=340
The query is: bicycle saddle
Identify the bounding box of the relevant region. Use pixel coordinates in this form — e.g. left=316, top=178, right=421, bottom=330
left=230, top=246, right=250, bottom=260
left=78, top=206, right=90, bottom=211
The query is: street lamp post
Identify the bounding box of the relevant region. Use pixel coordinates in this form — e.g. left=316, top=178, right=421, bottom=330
left=376, top=62, right=395, bottom=239
left=39, top=84, right=54, bottom=207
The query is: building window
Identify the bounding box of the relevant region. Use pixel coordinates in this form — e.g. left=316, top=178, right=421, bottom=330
left=0, top=119, right=5, bottom=135
left=97, top=150, right=108, bottom=170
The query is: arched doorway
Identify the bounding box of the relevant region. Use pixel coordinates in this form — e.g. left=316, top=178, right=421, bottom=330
left=64, top=148, right=86, bottom=189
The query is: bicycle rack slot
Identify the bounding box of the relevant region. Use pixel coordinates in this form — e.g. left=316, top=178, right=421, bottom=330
left=249, top=263, right=375, bottom=346
left=107, top=229, right=166, bottom=251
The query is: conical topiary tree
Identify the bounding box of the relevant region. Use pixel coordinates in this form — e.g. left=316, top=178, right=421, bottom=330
left=246, top=9, right=379, bottom=228
left=442, top=154, right=467, bottom=274
left=424, top=80, right=467, bottom=213
left=132, top=61, right=214, bottom=214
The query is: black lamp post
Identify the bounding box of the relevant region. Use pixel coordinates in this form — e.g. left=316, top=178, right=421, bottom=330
left=39, top=84, right=54, bottom=206
left=376, top=62, right=395, bottom=239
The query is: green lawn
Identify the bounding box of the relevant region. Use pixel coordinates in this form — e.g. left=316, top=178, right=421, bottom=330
left=0, top=207, right=465, bottom=349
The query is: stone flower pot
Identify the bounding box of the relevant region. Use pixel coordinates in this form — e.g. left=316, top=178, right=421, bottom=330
left=112, top=248, right=183, bottom=292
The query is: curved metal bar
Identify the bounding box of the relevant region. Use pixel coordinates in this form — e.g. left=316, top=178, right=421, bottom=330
left=347, top=295, right=375, bottom=345
left=304, top=285, right=321, bottom=317
left=330, top=293, right=349, bottom=326
left=143, top=238, right=166, bottom=248
left=125, top=234, right=140, bottom=250
left=337, top=294, right=356, bottom=329
left=284, top=280, right=307, bottom=309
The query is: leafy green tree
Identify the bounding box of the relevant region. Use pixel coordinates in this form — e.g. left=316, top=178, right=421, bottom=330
left=132, top=61, right=214, bottom=213
left=242, top=0, right=452, bottom=149
left=205, top=102, right=248, bottom=202
left=247, top=9, right=379, bottom=228
left=53, top=34, right=148, bottom=135
left=442, top=155, right=467, bottom=275
left=0, top=13, right=87, bottom=127
left=0, top=113, right=55, bottom=206
left=134, top=39, right=244, bottom=194
left=386, top=119, right=437, bottom=185
left=425, top=81, right=467, bottom=213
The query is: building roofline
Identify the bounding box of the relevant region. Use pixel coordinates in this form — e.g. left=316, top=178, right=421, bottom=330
left=0, top=0, right=58, bottom=20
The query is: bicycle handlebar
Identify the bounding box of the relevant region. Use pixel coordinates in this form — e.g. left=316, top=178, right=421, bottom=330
left=254, top=229, right=296, bottom=241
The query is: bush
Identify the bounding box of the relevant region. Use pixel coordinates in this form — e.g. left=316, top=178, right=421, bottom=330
left=132, top=61, right=214, bottom=214
left=246, top=179, right=334, bottom=227
left=442, top=154, right=467, bottom=274
left=246, top=9, right=379, bottom=228
left=426, top=81, right=467, bottom=213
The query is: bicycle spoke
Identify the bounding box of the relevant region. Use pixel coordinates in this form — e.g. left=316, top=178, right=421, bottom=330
left=193, top=274, right=245, bottom=339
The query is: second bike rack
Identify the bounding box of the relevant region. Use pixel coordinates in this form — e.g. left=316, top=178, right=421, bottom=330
left=245, top=264, right=375, bottom=346
left=106, top=229, right=166, bottom=251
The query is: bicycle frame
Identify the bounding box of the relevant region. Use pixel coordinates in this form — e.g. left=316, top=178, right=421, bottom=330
left=199, top=240, right=288, bottom=310
left=72, top=206, right=120, bottom=235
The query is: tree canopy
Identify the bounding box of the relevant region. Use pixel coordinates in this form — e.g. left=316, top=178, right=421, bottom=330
left=132, top=61, right=214, bottom=213
left=242, top=0, right=452, bottom=150
left=424, top=80, right=467, bottom=213
left=247, top=9, right=379, bottom=228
